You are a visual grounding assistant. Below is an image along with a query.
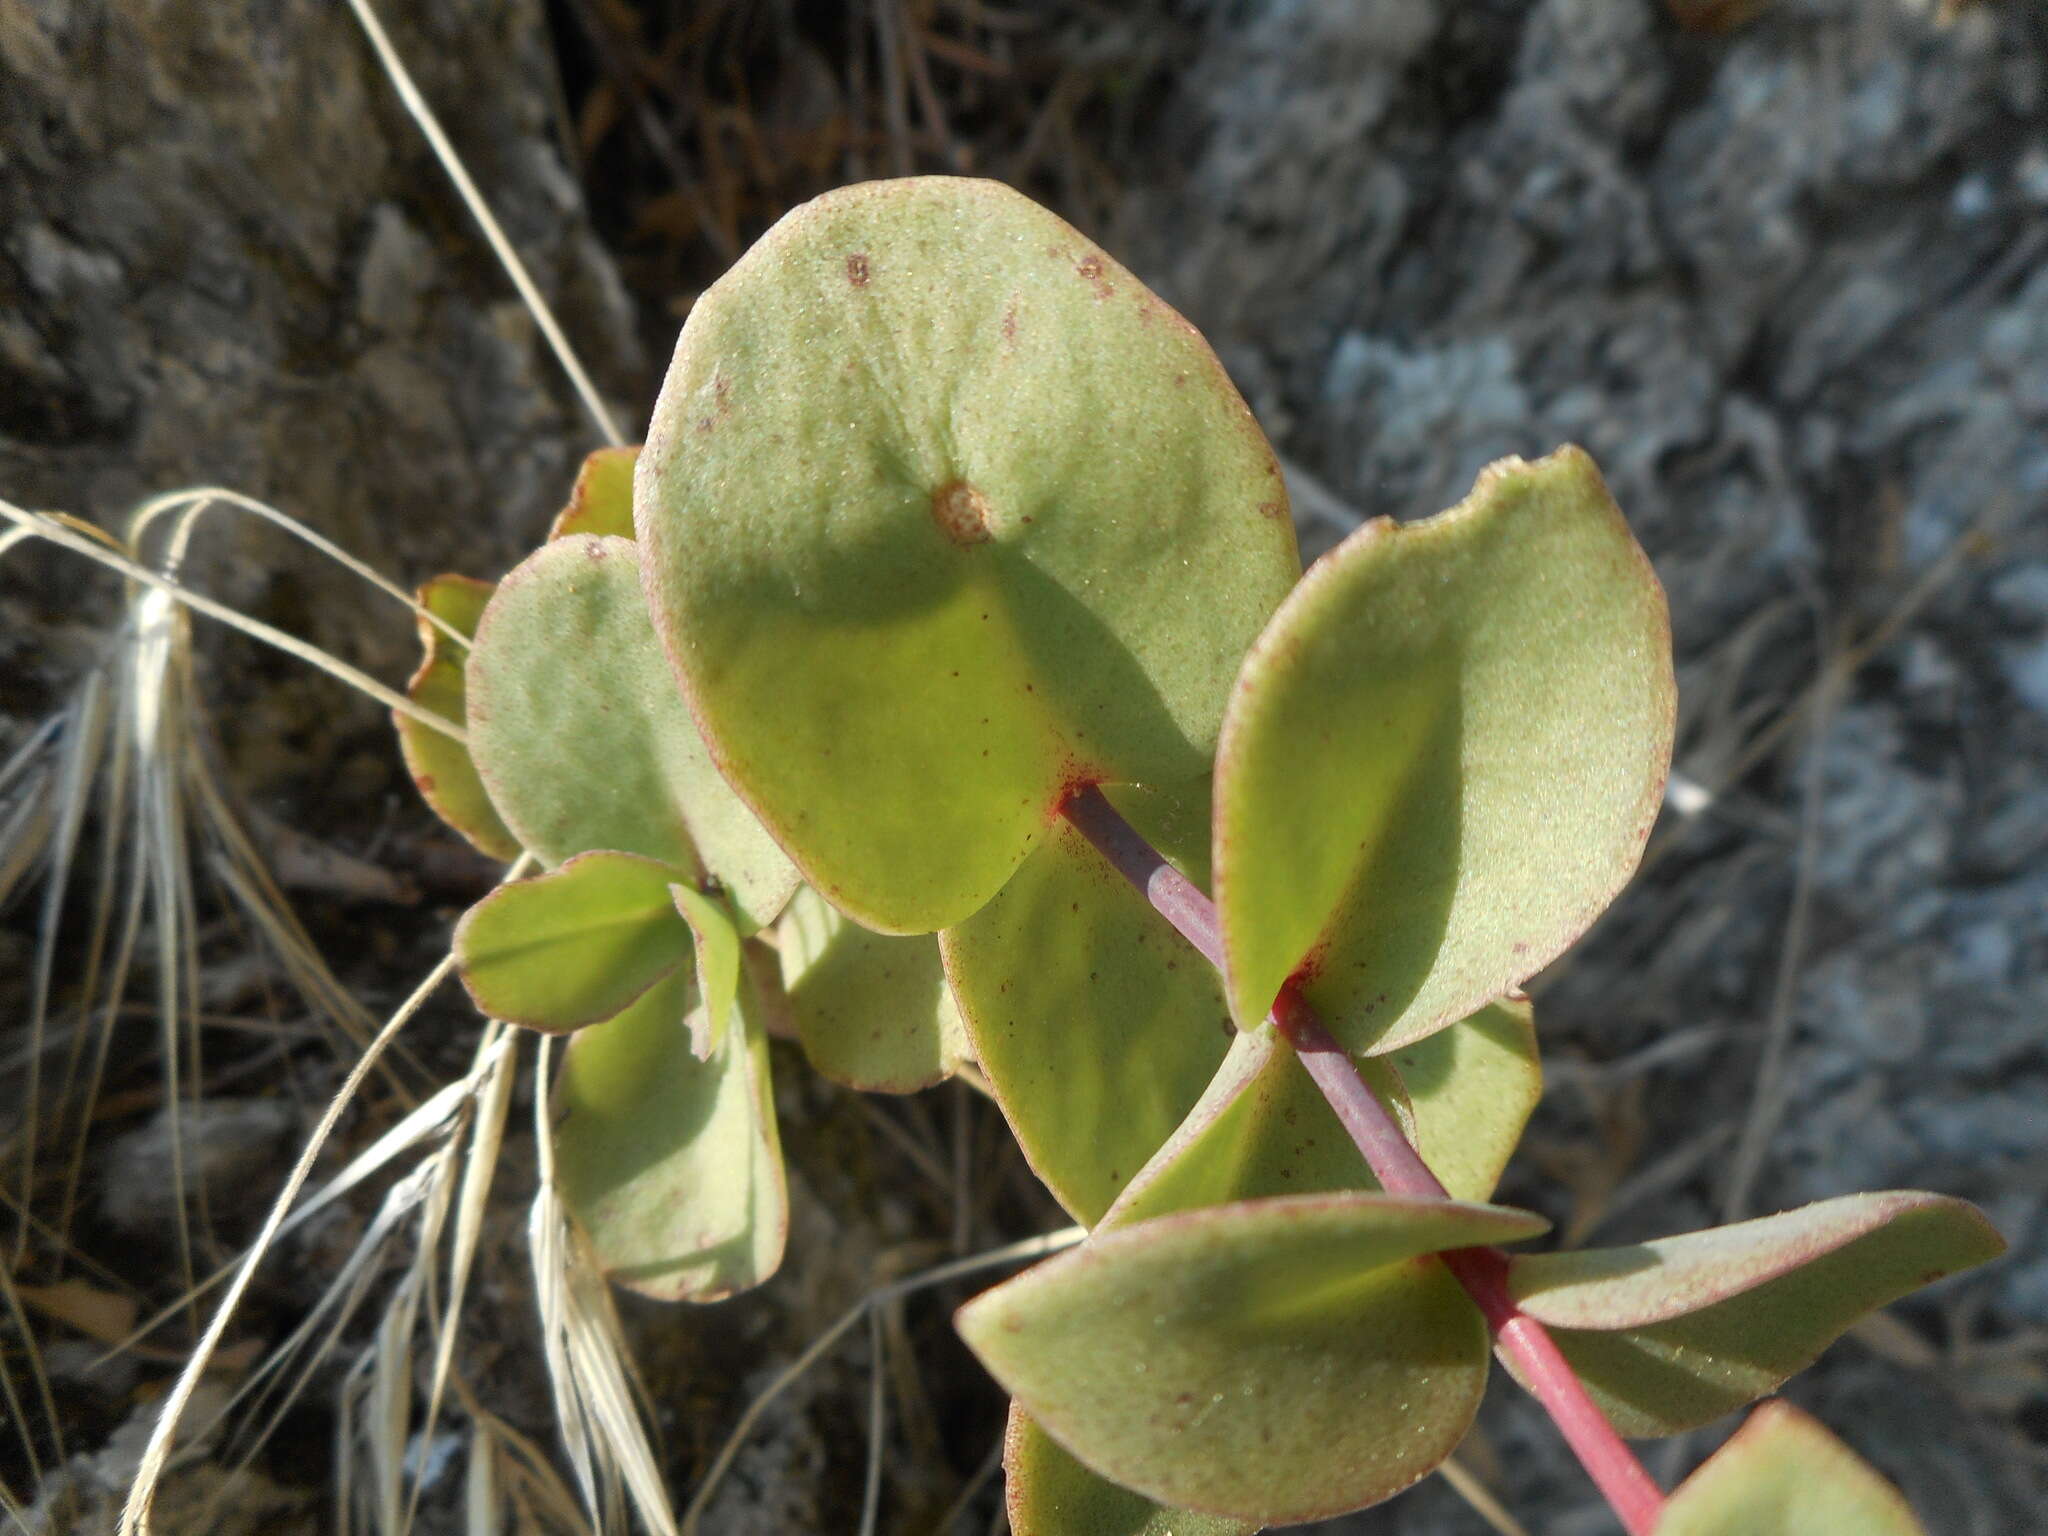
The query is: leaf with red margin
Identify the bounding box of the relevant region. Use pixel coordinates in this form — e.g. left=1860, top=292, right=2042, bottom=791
left=455, top=850, right=690, bottom=1032
left=1002, top=1405, right=1255, bottom=1536
left=956, top=1193, right=1547, bottom=1523
left=547, top=445, right=639, bottom=541
left=1504, top=1191, right=2004, bottom=1436
left=394, top=573, right=520, bottom=860
left=637, top=177, right=1300, bottom=934
left=465, top=534, right=798, bottom=932
left=1213, top=448, right=1675, bottom=1053
left=1655, top=1401, right=1925, bottom=1534
left=553, top=968, right=788, bottom=1301
left=1007, top=1006, right=1532, bottom=1532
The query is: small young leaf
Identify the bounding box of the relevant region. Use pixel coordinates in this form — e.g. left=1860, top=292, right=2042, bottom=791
left=956, top=1193, right=1548, bottom=1522
left=547, top=445, right=640, bottom=541
left=1214, top=448, right=1675, bottom=1052
left=1003, top=1405, right=1256, bottom=1536
left=775, top=885, right=967, bottom=1092
left=1656, top=1401, right=1925, bottom=1535
left=671, top=882, right=742, bottom=1059
left=941, top=808, right=1233, bottom=1225
left=1505, top=1191, right=2004, bottom=1436
left=394, top=573, right=521, bottom=860
left=465, top=534, right=798, bottom=931
left=455, top=851, right=691, bottom=1031
left=553, top=969, right=788, bottom=1301
left=637, top=177, right=1300, bottom=934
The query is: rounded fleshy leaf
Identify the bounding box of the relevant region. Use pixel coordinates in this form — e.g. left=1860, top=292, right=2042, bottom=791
left=671, top=882, right=741, bottom=1059
left=547, top=445, right=639, bottom=541
left=454, top=851, right=689, bottom=1031
left=636, top=176, right=1301, bottom=934
left=395, top=573, right=521, bottom=860
left=466, top=535, right=798, bottom=931
left=552, top=970, right=787, bottom=1301
left=941, top=799, right=1233, bottom=1225
left=1657, top=1401, right=1925, bottom=1535
left=1386, top=997, right=1540, bottom=1203
left=776, top=885, right=967, bottom=1092
left=1505, top=1192, right=2004, bottom=1436
left=1003, top=1405, right=1255, bottom=1536
left=1214, top=448, right=1675, bottom=1051
left=1101, top=1022, right=1408, bottom=1230
left=956, top=1193, right=1548, bottom=1522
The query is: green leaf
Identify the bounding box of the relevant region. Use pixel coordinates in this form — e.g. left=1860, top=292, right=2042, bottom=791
left=1214, top=448, right=1674, bottom=1051
left=1386, top=997, right=1540, bottom=1203
left=941, top=805, right=1234, bottom=1225
left=637, top=177, right=1300, bottom=934
left=1003, top=1405, right=1256, bottom=1536
left=957, top=1193, right=1548, bottom=1523
left=547, top=445, right=640, bottom=541
left=455, top=851, right=690, bottom=1031
left=465, top=534, right=799, bottom=931
left=1110, top=774, right=1217, bottom=894
left=1656, top=1401, right=1925, bottom=1535
left=552, top=968, right=788, bottom=1301
left=775, top=885, right=966, bottom=1092
left=1505, top=1192, right=2005, bottom=1436
left=395, top=573, right=521, bottom=861
left=671, top=882, right=742, bottom=1059
left=1100, top=1022, right=1408, bottom=1230
left=1104, top=998, right=1536, bottom=1231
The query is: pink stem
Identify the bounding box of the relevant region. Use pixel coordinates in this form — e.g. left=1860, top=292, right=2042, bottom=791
left=1060, top=786, right=1667, bottom=1536
left=1443, top=1246, right=1667, bottom=1536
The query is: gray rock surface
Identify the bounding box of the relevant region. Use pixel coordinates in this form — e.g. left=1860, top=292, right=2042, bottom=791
left=0, top=0, right=639, bottom=689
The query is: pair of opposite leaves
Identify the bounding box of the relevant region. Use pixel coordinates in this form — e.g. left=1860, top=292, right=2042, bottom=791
left=404, top=179, right=2000, bottom=1529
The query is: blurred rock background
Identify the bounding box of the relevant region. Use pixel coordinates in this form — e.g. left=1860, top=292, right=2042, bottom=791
left=1, top=0, right=2042, bottom=1531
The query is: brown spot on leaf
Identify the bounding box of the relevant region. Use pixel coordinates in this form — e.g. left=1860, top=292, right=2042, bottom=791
left=1075, top=253, right=1114, bottom=300
left=931, top=480, right=993, bottom=546
left=1257, top=500, right=1285, bottom=521
left=695, top=372, right=733, bottom=435
left=846, top=252, right=870, bottom=286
